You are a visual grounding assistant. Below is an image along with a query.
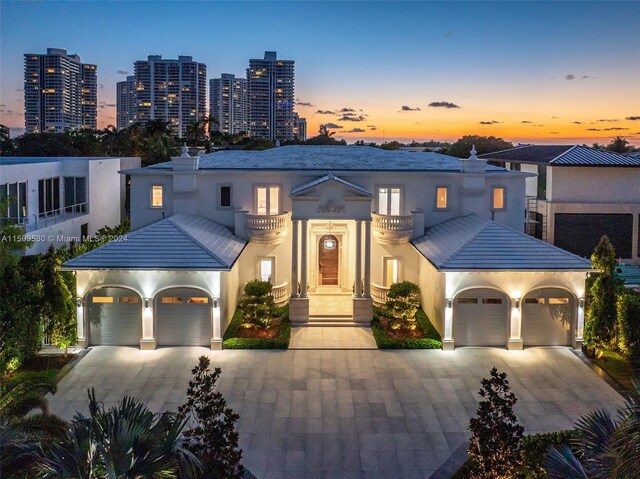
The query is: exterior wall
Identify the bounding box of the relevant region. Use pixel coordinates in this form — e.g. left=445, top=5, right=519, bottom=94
left=221, top=263, right=241, bottom=334
left=417, top=255, right=446, bottom=337
left=521, top=163, right=539, bottom=198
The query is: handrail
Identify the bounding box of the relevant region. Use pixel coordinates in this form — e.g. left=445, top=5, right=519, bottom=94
left=270, top=282, right=289, bottom=306
left=371, top=283, right=390, bottom=307
left=22, top=202, right=88, bottom=232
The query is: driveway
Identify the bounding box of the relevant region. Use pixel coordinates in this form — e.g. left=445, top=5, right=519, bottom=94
left=49, top=347, right=623, bottom=478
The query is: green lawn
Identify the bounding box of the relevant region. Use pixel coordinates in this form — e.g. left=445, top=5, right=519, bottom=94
left=223, top=306, right=291, bottom=349
left=371, top=307, right=442, bottom=349
left=592, top=349, right=638, bottom=393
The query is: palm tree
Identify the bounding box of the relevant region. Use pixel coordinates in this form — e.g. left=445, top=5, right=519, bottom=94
left=185, top=120, right=204, bottom=147
left=143, top=119, right=173, bottom=137
left=319, top=124, right=335, bottom=138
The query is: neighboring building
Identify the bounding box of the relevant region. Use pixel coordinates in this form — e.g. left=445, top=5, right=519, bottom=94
left=0, top=156, right=140, bottom=254
left=293, top=113, right=307, bottom=141
left=116, top=75, right=136, bottom=130
left=480, top=145, right=640, bottom=262
left=24, top=48, right=97, bottom=133
left=209, top=74, right=248, bottom=135
left=130, top=55, right=206, bottom=137
left=247, top=51, right=295, bottom=141
left=63, top=146, right=591, bottom=352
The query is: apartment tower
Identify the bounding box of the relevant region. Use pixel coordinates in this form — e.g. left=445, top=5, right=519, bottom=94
left=209, top=74, right=248, bottom=135
left=116, top=75, right=136, bottom=130
left=24, top=48, right=97, bottom=133
left=247, top=51, right=295, bottom=141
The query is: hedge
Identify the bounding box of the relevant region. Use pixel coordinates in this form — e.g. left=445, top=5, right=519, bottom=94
left=617, top=290, right=640, bottom=366
left=222, top=305, right=291, bottom=350
left=371, top=307, right=442, bottom=349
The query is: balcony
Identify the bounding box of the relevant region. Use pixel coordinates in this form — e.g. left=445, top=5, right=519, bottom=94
left=270, top=282, right=289, bottom=306
left=246, top=211, right=290, bottom=245
left=371, top=283, right=390, bottom=307
left=17, top=202, right=88, bottom=233
left=371, top=213, right=414, bottom=245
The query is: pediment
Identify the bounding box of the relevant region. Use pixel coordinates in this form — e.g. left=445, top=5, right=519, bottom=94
left=290, top=173, right=372, bottom=198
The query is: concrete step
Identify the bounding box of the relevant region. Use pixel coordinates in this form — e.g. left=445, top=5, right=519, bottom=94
left=294, top=316, right=359, bottom=327
left=293, top=321, right=359, bottom=327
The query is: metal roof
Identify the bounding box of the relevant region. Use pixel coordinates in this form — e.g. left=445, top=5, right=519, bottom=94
left=61, top=213, right=246, bottom=271
left=479, top=145, right=640, bottom=167
left=134, top=145, right=511, bottom=173
left=290, top=173, right=372, bottom=197
left=412, top=214, right=592, bottom=271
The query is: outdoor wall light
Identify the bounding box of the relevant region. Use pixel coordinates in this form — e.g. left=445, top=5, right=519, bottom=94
left=213, top=299, right=219, bottom=308
left=513, top=298, right=520, bottom=309
left=579, top=298, right=585, bottom=308
left=446, top=298, right=453, bottom=308
left=323, top=238, right=336, bottom=250
left=76, top=297, right=83, bottom=308
left=144, top=298, right=150, bottom=309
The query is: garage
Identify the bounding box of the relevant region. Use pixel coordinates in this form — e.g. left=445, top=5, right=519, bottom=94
left=87, top=287, right=141, bottom=346
left=522, top=288, right=574, bottom=346
left=453, top=289, right=509, bottom=347
left=155, top=288, right=212, bottom=346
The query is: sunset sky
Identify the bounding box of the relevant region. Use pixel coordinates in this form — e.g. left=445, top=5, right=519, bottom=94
left=1, top=1, right=639, bottom=145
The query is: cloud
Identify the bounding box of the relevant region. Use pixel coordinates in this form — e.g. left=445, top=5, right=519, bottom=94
left=565, top=74, right=575, bottom=80
left=428, top=101, right=460, bottom=109
left=533, top=124, right=545, bottom=127
left=316, top=110, right=335, bottom=114
left=597, top=119, right=618, bottom=122
left=581, top=75, right=592, bottom=80
left=551, top=116, right=559, bottom=119
left=117, top=70, right=129, bottom=75
left=0, top=104, right=5, bottom=107
left=550, top=131, right=560, bottom=134
left=572, top=121, right=583, bottom=124
left=603, top=127, right=629, bottom=131
left=99, top=83, right=105, bottom=89
left=444, top=31, right=453, bottom=37
left=338, top=114, right=366, bottom=122
left=521, top=120, right=532, bottom=123
left=400, top=105, right=421, bottom=111
left=15, top=88, right=23, bottom=92
left=626, top=116, right=640, bottom=121
left=367, top=125, right=377, bottom=131
left=344, top=128, right=366, bottom=133
left=296, top=101, right=313, bottom=107
left=586, top=128, right=601, bottom=131
left=340, top=107, right=355, bottom=112
left=323, top=123, right=342, bottom=129
left=479, top=120, right=501, bottom=125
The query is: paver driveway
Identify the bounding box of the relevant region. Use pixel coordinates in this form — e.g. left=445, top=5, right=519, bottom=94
left=49, top=347, right=623, bottom=478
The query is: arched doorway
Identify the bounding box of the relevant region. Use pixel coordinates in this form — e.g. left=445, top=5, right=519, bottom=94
left=318, top=234, right=339, bottom=286
left=87, top=287, right=142, bottom=346
left=155, top=288, right=212, bottom=347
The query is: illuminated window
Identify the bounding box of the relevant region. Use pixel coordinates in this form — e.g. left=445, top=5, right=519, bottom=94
left=525, top=297, right=545, bottom=304
left=255, top=186, right=280, bottom=215
left=548, top=297, right=569, bottom=305
left=383, top=258, right=399, bottom=287
left=482, top=298, right=503, bottom=304
left=161, top=297, right=183, bottom=304
left=187, top=297, right=209, bottom=304
left=377, top=186, right=401, bottom=216
left=117, top=297, right=140, bottom=304
left=260, top=258, right=274, bottom=283
left=457, top=298, right=478, bottom=304
left=436, top=187, right=448, bottom=209
left=151, top=185, right=163, bottom=208
left=492, top=187, right=505, bottom=210
left=92, top=297, right=114, bottom=303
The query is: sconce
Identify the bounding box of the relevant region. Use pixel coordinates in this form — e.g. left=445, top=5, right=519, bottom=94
left=513, top=298, right=520, bottom=309
left=213, top=299, right=219, bottom=308
left=144, top=298, right=150, bottom=309
left=76, top=297, right=83, bottom=308
left=579, top=298, right=585, bottom=308
left=446, top=298, right=453, bottom=309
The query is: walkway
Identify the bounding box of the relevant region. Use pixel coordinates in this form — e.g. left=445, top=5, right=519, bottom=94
left=289, top=326, right=377, bottom=349
left=48, top=347, right=624, bottom=479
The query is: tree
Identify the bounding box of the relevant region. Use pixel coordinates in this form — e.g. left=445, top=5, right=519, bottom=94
left=443, top=135, right=513, bottom=158
left=179, top=356, right=243, bottom=478
left=606, top=136, right=632, bottom=154
left=186, top=120, right=205, bottom=147
left=467, top=368, right=525, bottom=478
left=239, top=279, right=276, bottom=328
left=319, top=124, right=335, bottom=138
left=617, top=291, right=640, bottom=366
left=0, top=124, right=15, bottom=156
left=385, top=281, right=421, bottom=330
left=584, top=236, right=622, bottom=351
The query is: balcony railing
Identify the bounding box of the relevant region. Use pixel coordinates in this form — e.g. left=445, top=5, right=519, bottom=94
left=10, top=202, right=89, bottom=232
left=270, top=282, right=289, bottom=306
left=371, top=283, right=390, bottom=307
left=371, top=213, right=414, bottom=245
left=246, top=211, right=290, bottom=245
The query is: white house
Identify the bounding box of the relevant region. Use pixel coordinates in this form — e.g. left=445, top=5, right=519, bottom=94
left=62, top=146, right=591, bottom=351
left=480, top=145, right=640, bottom=262
left=0, top=156, right=140, bottom=255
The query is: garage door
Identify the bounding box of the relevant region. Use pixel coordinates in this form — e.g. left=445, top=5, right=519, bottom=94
left=156, top=288, right=211, bottom=346
left=453, top=289, right=509, bottom=347
left=522, top=289, right=573, bottom=346
left=87, top=287, right=141, bottom=346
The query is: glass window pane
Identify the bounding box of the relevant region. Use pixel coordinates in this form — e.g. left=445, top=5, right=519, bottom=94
left=256, top=187, right=267, bottom=215
left=0, top=184, right=7, bottom=218
left=548, top=297, right=569, bottom=305
left=76, top=178, right=86, bottom=204
left=18, top=183, right=27, bottom=220
left=151, top=185, right=163, bottom=207
left=269, top=186, right=279, bottom=215
left=65, top=177, right=75, bottom=208
left=378, top=188, right=388, bottom=215
left=38, top=179, right=45, bottom=215
left=187, top=297, right=209, bottom=304
left=220, top=186, right=231, bottom=207
left=384, top=258, right=398, bottom=286
left=260, top=259, right=273, bottom=282
left=436, top=187, right=447, bottom=209
left=390, top=188, right=401, bottom=216
left=8, top=183, right=17, bottom=218
left=52, top=178, right=60, bottom=211
left=493, top=187, right=504, bottom=209
left=92, top=297, right=114, bottom=303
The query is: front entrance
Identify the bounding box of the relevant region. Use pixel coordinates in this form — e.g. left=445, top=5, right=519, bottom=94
left=318, top=234, right=339, bottom=285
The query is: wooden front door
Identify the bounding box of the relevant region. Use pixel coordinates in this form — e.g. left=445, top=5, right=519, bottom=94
left=318, top=235, right=339, bottom=285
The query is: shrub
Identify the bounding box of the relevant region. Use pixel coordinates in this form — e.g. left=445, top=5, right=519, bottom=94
left=371, top=307, right=442, bottom=349
left=467, top=368, right=525, bottom=478
left=223, top=307, right=291, bottom=349
left=385, top=281, right=421, bottom=330
left=617, top=291, right=640, bottom=366
left=239, top=279, right=276, bottom=328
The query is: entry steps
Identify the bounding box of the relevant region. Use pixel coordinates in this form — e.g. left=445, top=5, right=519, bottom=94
left=293, top=314, right=355, bottom=327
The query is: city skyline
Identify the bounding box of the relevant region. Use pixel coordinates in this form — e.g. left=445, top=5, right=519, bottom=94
left=1, top=1, right=639, bottom=145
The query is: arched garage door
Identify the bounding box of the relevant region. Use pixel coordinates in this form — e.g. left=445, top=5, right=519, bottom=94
left=522, top=288, right=574, bottom=346
left=155, top=288, right=212, bottom=346
left=453, top=289, right=509, bottom=347
left=87, top=287, right=141, bottom=346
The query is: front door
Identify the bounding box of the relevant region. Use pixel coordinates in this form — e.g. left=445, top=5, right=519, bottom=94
left=318, top=234, right=339, bottom=285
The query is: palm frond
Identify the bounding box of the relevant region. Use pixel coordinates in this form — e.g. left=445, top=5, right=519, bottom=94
left=545, top=445, right=589, bottom=479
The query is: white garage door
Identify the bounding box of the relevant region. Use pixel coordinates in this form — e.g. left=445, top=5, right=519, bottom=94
left=453, top=289, right=509, bottom=347
left=156, top=288, right=211, bottom=346
left=88, top=288, right=141, bottom=346
left=522, top=289, right=573, bottom=346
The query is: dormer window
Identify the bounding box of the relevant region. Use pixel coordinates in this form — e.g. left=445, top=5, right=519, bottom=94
left=377, top=186, right=401, bottom=216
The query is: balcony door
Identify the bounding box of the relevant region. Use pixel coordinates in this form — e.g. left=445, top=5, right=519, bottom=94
left=256, top=185, right=280, bottom=215
left=377, top=186, right=401, bottom=215
left=318, top=235, right=339, bottom=285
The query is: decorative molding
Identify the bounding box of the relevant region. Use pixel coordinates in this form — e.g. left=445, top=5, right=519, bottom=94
left=318, top=199, right=345, bottom=214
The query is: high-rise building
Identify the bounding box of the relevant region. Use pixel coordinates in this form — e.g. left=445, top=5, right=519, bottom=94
left=209, top=74, right=248, bottom=135
left=24, top=48, right=97, bottom=133
left=293, top=113, right=307, bottom=141
left=131, top=55, right=206, bottom=138
left=116, top=75, right=136, bottom=130
left=247, top=51, right=295, bottom=141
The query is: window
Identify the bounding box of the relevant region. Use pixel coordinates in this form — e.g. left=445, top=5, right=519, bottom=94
left=492, top=187, right=505, bottom=210
left=0, top=182, right=27, bottom=223
left=64, top=177, right=87, bottom=213
left=256, top=186, right=279, bottom=215
left=436, top=187, right=448, bottom=209
left=482, top=298, right=503, bottom=304
left=457, top=298, right=478, bottom=304
left=383, top=258, right=399, bottom=287
left=548, top=297, right=569, bottom=305
left=525, top=297, right=545, bottom=305
left=260, top=258, right=274, bottom=283
left=219, top=185, right=232, bottom=208
left=117, top=297, right=139, bottom=304
left=91, top=297, right=113, bottom=303
left=377, top=186, right=401, bottom=215
left=187, top=297, right=209, bottom=304
left=38, top=177, right=60, bottom=217
left=151, top=185, right=163, bottom=208
left=161, top=297, right=182, bottom=304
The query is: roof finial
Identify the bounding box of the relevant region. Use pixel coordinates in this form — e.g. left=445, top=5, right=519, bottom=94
left=181, top=142, right=189, bottom=157
left=469, top=145, right=478, bottom=160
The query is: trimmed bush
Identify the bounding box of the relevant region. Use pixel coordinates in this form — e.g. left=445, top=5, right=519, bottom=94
left=223, top=306, right=290, bottom=350
left=238, top=280, right=276, bottom=328
left=385, top=281, right=421, bottom=330
left=371, top=307, right=442, bottom=349
left=617, top=290, right=640, bottom=366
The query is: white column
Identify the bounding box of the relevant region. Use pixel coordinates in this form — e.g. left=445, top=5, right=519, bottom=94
left=300, top=220, right=308, bottom=298
left=355, top=220, right=362, bottom=298
left=363, top=219, right=371, bottom=298
left=291, top=220, right=299, bottom=298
